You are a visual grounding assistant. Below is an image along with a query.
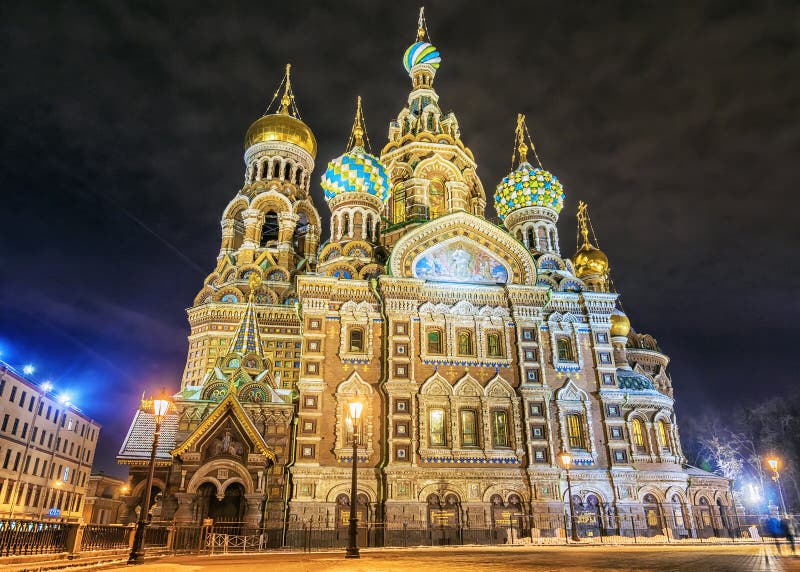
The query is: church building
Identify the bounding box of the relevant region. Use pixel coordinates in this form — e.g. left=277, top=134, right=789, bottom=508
left=118, top=11, right=731, bottom=543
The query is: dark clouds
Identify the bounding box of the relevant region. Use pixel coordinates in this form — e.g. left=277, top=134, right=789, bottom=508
left=1, top=1, right=797, bottom=476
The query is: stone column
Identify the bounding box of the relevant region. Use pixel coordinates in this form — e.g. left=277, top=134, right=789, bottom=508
left=241, top=208, right=264, bottom=250
left=304, top=225, right=320, bottom=262
left=118, top=495, right=141, bottom=525
left=173, top=492, right=196, bottom=523
left=277, top=212, right=299, bottom=247
left=244, top=493, right=265, bottom=528
left=219, top=219, right=237, bottom=255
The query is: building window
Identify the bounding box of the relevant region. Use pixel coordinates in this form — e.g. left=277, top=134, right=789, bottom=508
left=614, top=450, right=628, bottom=462
left=610, top=426, right=624, bottom=439
left=457, top=331, right=474, bottom=356
left=566, top=413, right=585, bottom=449
left=1, top=414, right=8, bottom=432
left=492, top=410, right=510, bottom=448
left=596, top=333, right=608, bottom=344
left=607, top=405, right=620, bottom=417
left=429, top=409, right=446, bottom=447
left=657, top=420, right=670, bottom=449
left=394, top=322, right=408, bottom=335
left=524, top=349, right=537, bottom=361
left=598, top=352, right=612, bottom=364
left=301, top=445, right=315, bottom=458
left=487, top=333, right=502, bottom=357
left=602, top=373, right=615, bottom=385
left=460, top=410, right=478, bottom=447
left=521, top=328, right=535, bottom=341
left=529, top=402, right=544, bottom=416
left=427, top=330, right=443, bottom=354
left=9, top=386, right=16, bottom=403
left=349, top=328, right=364, bottom=353
left=303, top=395, right=318, bottom=409
left=394, top=421, right=409, bottom=437
left=394, top=364, right=408, bottom=377
left=302, top=420, right=316, bottom=434
left=556, top=338, right=574, bottom=361
left=631, top=418, right=646, bottom=450
left=533, top=448, right=548, bottom=463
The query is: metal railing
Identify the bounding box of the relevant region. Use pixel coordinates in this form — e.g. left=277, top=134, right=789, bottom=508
left=81, top=524, right=129, bottom=551
left=0, top=519, right=68, bottom=556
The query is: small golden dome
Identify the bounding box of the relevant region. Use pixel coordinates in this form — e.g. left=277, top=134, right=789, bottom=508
left=610, top=310, right=631, bottom=338
left=244, top=111, right=317, bottom=158
left=573, top=243, right=609, bottom=278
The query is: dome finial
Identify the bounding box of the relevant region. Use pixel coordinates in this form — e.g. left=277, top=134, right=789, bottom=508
left=351, top=96, right=365, bottom=148
left=577, top=200, right=591, bottom=247
left=417, top=6, right=427, bottom=41
left=515, top=113, right=529, bottom=165
left=279, top=63, right=293, bottom=115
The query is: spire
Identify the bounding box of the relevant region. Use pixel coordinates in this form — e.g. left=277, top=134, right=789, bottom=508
left=417, top=6, right=427, bottom=41
left=278, top=63, right=293, bottom=115
left=351, top=96, right=365, bottom=149
left=577, top=200, right=592, bottom=248
left=511, top=113, right=543, bottom=170
left=515, top=113, right=529, bottom=165
left=230, top=274, right=264, bottom=356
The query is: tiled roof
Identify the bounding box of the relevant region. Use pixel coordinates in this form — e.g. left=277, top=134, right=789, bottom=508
left=117, top=410, right=179, bottom=461
left=231, top=297, right=263, bottom=356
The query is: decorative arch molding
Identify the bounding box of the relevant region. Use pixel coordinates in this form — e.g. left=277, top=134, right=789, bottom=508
left=186, top=458, right=256, bottom=496
left=416, top=483, right=465, bottom=504
left=484, top=374, right=514, bottom=398
left=637, top=486, right=667, bottom=504
left=414, top=155, right=464, bottom=183
left=664, top=486, right=689, bottom=505
left=555, top=379, right=589, bottom=403
left=131, top=477, right=167, bottom=499
left=481, top=484, right=529, bottom=504
left=292, top=199, right=322, bottom=229
left=221, top=195, right=250, bottom=222
left=388, top=212, right=537, bottom=285
left=333, top=372, right=375, bottom=461
left=420, top=372, right=453, bottom=396
left=324, top=482, right=377, bottom=504
left=250, top=190, right=293, bottom=214
left=452, top=373, right=483, bottom=397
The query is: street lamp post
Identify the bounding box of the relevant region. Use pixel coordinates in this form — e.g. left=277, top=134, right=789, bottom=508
left=560, top=452, right=580, bottom=542
left=128, top=391, right=171, bottom=565
left=345, top=399, right=363, bottom=559
left=766, top=457, right=788, bottom=517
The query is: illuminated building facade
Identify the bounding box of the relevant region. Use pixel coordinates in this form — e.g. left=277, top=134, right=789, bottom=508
left=0, top=362, right=100, bottom=522
left=119, top=11, right=730, bottom=540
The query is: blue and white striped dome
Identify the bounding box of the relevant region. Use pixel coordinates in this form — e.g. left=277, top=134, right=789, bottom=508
left=321, top=146, right=391, bottom=203
left=403, top=41, right=441, bottom=74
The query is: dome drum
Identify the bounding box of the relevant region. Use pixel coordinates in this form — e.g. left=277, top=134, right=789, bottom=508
left=327, top=190, right=385, bottom=213
left=503, top=205, right=560, bottom=228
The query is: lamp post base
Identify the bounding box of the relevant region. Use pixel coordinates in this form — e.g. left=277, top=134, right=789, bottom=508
left=127, top=521, right=147, bottom=565
left=345, top=547, right=360, bottom=558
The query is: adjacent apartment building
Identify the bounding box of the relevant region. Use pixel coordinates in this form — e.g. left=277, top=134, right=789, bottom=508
left=0, top=361, right=101, bottom=521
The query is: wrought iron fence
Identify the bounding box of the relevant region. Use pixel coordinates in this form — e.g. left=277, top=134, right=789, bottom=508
left=0, top=519, right=68, bottom=556
left=81, top=524, right=129, bottom=551
left=143, top=525, right=169, bottom=547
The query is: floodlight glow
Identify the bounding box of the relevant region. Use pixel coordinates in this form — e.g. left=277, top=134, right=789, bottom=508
left=23, top=364, right=35, bottom=375
left=748, top=484, right=761, bottom=503
left=58, top=393, right=70, bottom=405
left=42, top=381, right=53, bottom=392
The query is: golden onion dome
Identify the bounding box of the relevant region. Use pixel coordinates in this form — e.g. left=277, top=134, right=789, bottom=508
left=573, top=243, right=609, bottom=278
left=610, top=309, right=631, bottom=338
left=244, top=109, right=317, bottom=158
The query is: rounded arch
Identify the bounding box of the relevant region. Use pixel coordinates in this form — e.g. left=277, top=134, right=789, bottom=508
left=194, top=286, right=215, bottom=306
left=220, top=195, right=250, bottom=222
left=417, top=483, right=465, bottom=503
left=292, top=199, right=321, bottom=229
left=414, top=155, right=464, bottom=184
left=131, top=477, right=167, bottom=499
left=186, top=459, right=255, bottom=496
left=637, top=486, right=666, bottom=504
left=481, top=484, right=529, bottom=504
left=250, top=190, right=292, bottom=214
left=420, top=372, right=453, bottom=396
left=324, top=482, right=377, bottom=504
left=213, top=286, right=245, bottom=303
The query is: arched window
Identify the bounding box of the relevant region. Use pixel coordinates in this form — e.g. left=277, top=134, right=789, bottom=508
left=537, top=226, right=548, bottom=250
left=457, top=331, right=473, bottom=356
left=343, top=212, right=350, bottom=237
left=491, top=410, right=510, bottom=448
left=429, top=178, right=446, bottom=219
left=460, top=410, right=478, bottom=447
left=556, top=338, right=574, bottom=361
left=657, top=420, right=670, bottom=450
left=427, top=329, right=443, bottom=354
left=487, top=332, right=502, bottom=357
left=631, top=418, right=646, bottom=450
left=261, top=211, right=279, bottom=246
left=393, top=188, right=406, bottom=224
left=566, top=413, right=586, bottom=449
left=526, top=228, right=535, bottom=248
left=429, top=408, right=446, bottom=447
left=348, top=328, right=364, bottom=353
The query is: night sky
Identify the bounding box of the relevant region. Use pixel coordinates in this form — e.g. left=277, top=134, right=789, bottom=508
left=1, top=1, right=797, bottom=477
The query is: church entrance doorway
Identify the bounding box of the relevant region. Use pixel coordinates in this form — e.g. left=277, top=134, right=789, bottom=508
left=334, top=493, right=369, bottom=547
left=427, top=493, right=461, bottom=545
left=196, top=482, right=245, bottom=532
